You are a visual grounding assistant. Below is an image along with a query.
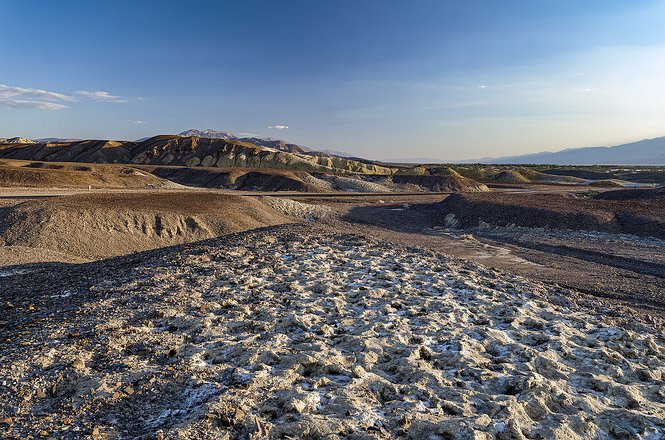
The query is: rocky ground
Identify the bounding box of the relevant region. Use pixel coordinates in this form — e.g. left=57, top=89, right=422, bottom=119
left=438, top=192, right=665, bottom=239
left=338, top=195, right=665, bottom=313
left=1, top=225, right=664, bottom=439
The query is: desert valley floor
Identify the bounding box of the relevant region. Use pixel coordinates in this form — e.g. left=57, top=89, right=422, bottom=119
left=1, top=172, right=664, bottom=439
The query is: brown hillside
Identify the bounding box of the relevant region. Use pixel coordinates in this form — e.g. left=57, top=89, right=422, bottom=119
left=0, top=193, right=293, bottom=259
left=0, top=160, right=176, bottom=188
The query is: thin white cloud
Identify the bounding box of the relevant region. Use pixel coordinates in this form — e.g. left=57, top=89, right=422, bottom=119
left=0, top=84, right=75, bottom=101
left=0, top=83, right=129, bottom=110
left=237, top=132, right=262, bottom=137
left=74, top=90, right=127, bottom=103
left=268, top=124, right=289, bottom=129
left=129, top=120, right=146, bottom=124
left=0, top=100, right=69, bottom=110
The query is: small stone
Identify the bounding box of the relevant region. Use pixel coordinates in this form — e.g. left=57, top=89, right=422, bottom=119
left=91, top=427, right=108, bottom=440
left=217, top=408, right=246, bottom=427
left=123, top=386, right=135, bottom=395
left=36, top=388, right=47, bottom=399
left=419, top=346, right=433, bottom=361
left=286, top=399, right=307, bottom=414
left=351, top=365, right=366, bottom=379
left=68, top=332, right=82, bottom=339
left=314, top=377, right=331, bottom=388
left=316, top=324, right=335, bottom=337
left=0, top=417, right=12, bottom=425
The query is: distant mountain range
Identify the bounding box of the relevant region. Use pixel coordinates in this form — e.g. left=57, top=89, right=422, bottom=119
left=0, top=137, right=36, bottom=144
left=471, top=136, right=665, bottom=165
left=34, top=137, right=83, bottom=143
left=177, top=129, right=237, bottom=140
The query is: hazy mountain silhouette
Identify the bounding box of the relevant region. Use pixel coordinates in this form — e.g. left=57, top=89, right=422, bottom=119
left=473, top=136, right=665, bottom=165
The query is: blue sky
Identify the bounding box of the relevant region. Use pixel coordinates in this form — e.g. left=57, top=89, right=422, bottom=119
left=2, top=0, right=665, bottom=160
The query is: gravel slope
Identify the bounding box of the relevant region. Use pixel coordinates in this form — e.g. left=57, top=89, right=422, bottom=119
left=1, top=226, right=663, bottom=439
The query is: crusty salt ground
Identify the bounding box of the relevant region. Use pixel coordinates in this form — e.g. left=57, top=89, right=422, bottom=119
left=261, top=197, right=332, bottom=221
left=1, top=226, right=664, bottom=439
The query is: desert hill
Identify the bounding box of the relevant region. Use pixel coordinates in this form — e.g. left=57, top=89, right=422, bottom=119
left=0, top=159, right=178, bottom=189
left=0, top=135, right=395, bottom=175
left=0, top=192, right=295, bottom=259
left=394, top=166, right=489, bottom=192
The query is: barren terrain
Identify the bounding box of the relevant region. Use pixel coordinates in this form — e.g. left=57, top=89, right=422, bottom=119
left=1, top=226, right=664, bottom=439
left=0, top=164, right=664, bottom=439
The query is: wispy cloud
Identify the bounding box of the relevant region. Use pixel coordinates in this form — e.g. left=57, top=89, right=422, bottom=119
left=74, top=90, right=127, bottom=103
left=268, top=124, right=289, bottom=129
left=0, top=83, right=129, bottom=110
left=0, top=100, right=69, bottom=110
left=237, top=132, right=262, bottom=137
left=0, top=84, right=75, bottom=102
left=129, top=120, right=146, bottom=125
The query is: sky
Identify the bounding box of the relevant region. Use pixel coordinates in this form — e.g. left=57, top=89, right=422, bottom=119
left=2, top=0, right=665, bottom=161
